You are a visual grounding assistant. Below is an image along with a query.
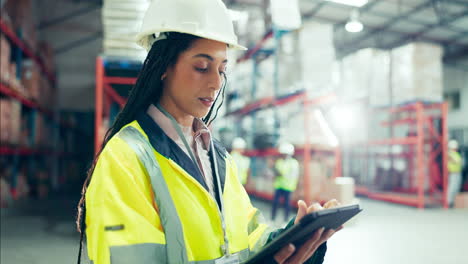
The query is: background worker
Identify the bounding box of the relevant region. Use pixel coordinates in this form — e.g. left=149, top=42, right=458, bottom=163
left=448, top=139, right=463, bottom=206
left=230, top=137, right=251, bottom=185
left=272, top=142, right=300, bottom=222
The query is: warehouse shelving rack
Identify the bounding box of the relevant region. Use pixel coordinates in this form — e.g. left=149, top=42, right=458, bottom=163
left=94, top=56, right=140, bottom=154
left=226, top=88, right=342, bottom=205
left=228, top=28, right=342, bottom=205
left=0, top=19, right=82, bottom=199
left=349, top=102, right=449, bottom=209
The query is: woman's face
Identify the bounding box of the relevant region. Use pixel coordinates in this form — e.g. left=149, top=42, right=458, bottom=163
left=160, top=38, right=228, bottom=123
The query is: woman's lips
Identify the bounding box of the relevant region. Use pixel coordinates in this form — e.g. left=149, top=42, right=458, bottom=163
left=199, top=97, right=214, bottom=107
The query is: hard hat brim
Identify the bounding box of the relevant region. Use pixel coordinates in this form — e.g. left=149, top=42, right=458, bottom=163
left=136, top=30, right=247, bottom=51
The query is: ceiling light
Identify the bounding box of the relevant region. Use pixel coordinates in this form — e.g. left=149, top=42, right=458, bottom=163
left=325, top=0, right=368, bottom=7
left=345, top=10, right=363, bottom=33
left=345, top=20, right=363, bottom=32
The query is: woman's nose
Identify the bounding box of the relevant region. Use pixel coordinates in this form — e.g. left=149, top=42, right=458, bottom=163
left=208, top=70, right=224, bottom=91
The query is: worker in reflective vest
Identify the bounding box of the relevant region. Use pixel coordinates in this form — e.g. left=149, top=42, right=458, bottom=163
left=230, top=137, right=251, bottom=185
left=76, top=1, right=342, bottom=263
left=272, top=143, right=300, bottom=221
left=448, top=140, right=463, bottom=206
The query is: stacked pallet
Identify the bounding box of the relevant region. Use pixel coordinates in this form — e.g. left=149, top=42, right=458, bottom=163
left=102, top=0, right=150, bottom=59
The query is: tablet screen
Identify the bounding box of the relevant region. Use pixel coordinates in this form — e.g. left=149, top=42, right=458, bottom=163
left=243, top=204, right=362, bottom=264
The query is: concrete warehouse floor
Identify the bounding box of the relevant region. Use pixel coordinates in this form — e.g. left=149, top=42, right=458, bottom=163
left=1, top=195, right=467, bottom=264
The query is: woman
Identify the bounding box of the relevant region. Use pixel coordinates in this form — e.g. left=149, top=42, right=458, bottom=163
left=77, top=0, right=340, bottom=263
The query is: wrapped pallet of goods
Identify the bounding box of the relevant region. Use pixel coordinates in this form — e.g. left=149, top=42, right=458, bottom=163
left=299, top=21, right=336, bottom=96
left=391, top=42, right=443, bottom=105
left=255, top=57, right=275, bottom=102
left=277, top=32, right=301, bottom=96
left=102, top=0, right=150, bottom=59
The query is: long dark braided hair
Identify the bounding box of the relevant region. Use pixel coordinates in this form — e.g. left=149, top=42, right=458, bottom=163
left=76, top=32, right=227, bottom=261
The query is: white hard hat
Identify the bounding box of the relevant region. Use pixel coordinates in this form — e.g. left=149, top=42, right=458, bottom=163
left=448, top=140, right=459, bottom=149
left=136, top=0, right=247, bottom=51
left=232, top=137, right=246, bottom=149
left=278, top=143, right=295, bottom=156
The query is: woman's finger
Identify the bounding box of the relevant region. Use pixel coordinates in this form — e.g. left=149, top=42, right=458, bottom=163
left=323, top=199, right=340, bottom=209
left=303, top=229, right=337, bottom=260
left=294, top=200, right=308, bottom=224
left=274, top=244, right=295, bottom=264
left=321, top=229, right=335, bottom=241
left=284, top=228, right=325, bottom=264
left=307, top=202, right=323, bottom=214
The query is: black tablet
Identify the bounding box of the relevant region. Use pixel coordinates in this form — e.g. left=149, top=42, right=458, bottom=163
left=243, top=204, right=362, bottom=264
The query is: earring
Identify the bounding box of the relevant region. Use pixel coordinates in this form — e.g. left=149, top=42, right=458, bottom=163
left=161, top=74, right=166, bottom=81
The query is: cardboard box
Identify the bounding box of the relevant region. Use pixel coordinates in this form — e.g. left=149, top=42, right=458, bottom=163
left=9, top=101, right=21, bottom=145
left=21, top=59, right=40, bottom=101
left=19, top=118, right=30, bottom=147
left=0, top=99, right=11, bottom=144
left=4, top=0, right=36, bottom=50
left=0, top=35, right=11, bottom=83
left=454, top=193, right=468, bottom=209
left=39, top=42, right=55, bottom=73
left=322, top=177, right=356, bottom=205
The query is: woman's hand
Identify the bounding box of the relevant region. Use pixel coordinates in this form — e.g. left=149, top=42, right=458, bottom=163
left=273, top=199, right=342, bottom=264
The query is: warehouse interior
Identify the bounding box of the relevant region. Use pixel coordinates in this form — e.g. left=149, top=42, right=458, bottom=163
left=1, top=0, right=468, bottom=263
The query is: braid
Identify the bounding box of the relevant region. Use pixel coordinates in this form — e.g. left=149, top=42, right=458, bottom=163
left=203, top=72, right=227, bottom=126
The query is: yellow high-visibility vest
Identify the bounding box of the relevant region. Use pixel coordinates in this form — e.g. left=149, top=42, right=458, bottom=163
left=85, top=113, right=270, bottom=263
left=274, top=157, right=300, bottom=192
left=448, top=150, right=462, bottom=173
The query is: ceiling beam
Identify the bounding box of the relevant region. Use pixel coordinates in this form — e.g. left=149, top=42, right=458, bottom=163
left=310, top=14, right=465, bottom=47
left=306, top=0, right=466, bottom=33
left=38, top=2, right=101, bottom=30
left=384, top=8, right=468, bottom=49
left=303, top=1, right=327, bottom=18
left=336, top=0, right=434, bottom=53
left=355, top=9, right=465, bottom=33
left=448, top=30, right=468, bottom=42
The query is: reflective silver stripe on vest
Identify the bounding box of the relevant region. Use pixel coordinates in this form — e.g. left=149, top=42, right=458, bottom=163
left=247, top=210, right=261, bottom=235
left=118, top=126, right=189, bottom=264
left=110, top=243, right=167, bottom=264
left=109, top=242, right=249, bottom=264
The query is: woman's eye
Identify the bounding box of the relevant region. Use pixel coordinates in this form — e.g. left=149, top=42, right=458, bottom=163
left=195, top=67, right=208, bottom=73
